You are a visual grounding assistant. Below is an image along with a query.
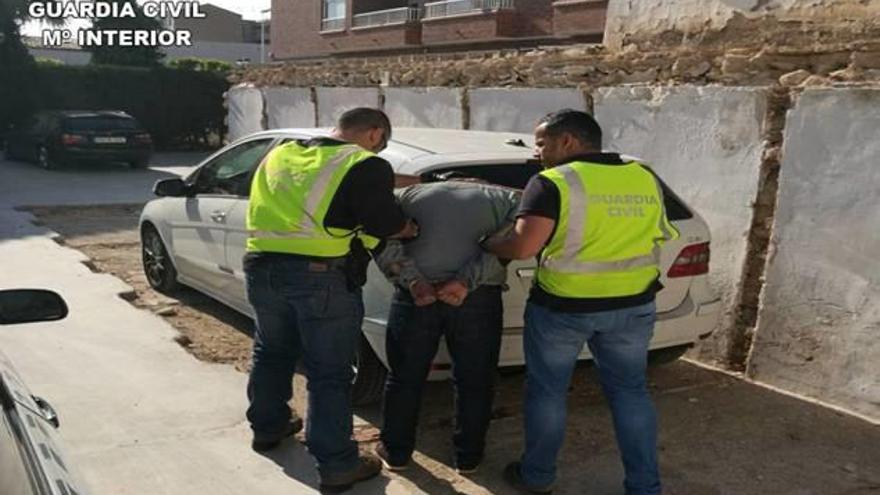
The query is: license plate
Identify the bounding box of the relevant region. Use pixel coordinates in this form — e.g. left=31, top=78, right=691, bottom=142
left=93, top=136, right=126, bottom=144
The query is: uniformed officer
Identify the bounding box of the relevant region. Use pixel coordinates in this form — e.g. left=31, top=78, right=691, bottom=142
left=485, top=110, right=678, bottom=495
left=244, top=108, right=417, bottom=492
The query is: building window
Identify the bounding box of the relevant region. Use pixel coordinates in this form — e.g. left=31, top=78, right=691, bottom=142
left=321, top=0, right=346, bottom=31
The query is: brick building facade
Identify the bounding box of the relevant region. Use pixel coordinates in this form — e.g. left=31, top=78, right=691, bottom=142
left=270, top=0, right=608, bottom=60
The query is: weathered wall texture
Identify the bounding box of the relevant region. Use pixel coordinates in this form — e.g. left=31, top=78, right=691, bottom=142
left=604, top=0, right=880, bottom=50
left=469, top=88, right=586, bottom=133
left=263, top=87, right=316, bottom=129
left=226, top=86, right=264, bottom=142
left=384, top=87, right=464, bottom=129
left=594, top=86, right=768, bottom=364
left=315, top=87, right=381, bottom=127
left=748, top=89, right=880, bottom=420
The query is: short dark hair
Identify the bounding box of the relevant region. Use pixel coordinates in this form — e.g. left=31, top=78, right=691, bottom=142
left=539, top=109, right=602, bottom=149
left=337, top=107, right=392, bottom=139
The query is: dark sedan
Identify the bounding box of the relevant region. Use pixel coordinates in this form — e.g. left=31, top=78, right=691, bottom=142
left=3, top=110, right=153, bottom=170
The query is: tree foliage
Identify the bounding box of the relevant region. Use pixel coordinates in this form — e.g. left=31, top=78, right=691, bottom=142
left=88, top=0, right=165, bottom=67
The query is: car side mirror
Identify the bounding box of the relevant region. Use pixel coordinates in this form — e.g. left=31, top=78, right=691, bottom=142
left=154, top=178, right=189, bottom=197
left=0, top=290, right=68, bottom=325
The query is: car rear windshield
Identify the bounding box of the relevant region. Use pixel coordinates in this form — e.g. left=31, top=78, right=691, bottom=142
left=425, top=162, right=694, bottom=221
left=63, top=117, right=139, bottom=131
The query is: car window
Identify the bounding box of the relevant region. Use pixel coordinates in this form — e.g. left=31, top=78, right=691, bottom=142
left=423, top=162, right=543, bottom=190
left=194, top=138, right=274, bottom=196
left=425, top=162, right=693, bottom=221
left=30, top=114, right=52, bottom=134
left=63, top=116, right=139, bottom=132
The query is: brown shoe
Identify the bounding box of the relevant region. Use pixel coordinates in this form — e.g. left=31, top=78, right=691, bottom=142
left=319, top=454, right=382, bottom=493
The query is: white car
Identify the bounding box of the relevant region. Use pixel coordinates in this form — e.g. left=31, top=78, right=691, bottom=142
left=0, top=289, right=89, bottom=495
left=139, top=128, right=721, bottom=404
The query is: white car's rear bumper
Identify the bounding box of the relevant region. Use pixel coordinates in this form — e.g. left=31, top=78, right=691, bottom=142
left=362, top=286, right=722, bottom=382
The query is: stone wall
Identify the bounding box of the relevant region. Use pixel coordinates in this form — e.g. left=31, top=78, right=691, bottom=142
left=604, top=0, right=880, bottom=51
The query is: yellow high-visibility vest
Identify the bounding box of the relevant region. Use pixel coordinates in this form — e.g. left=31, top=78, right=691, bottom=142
left=536, top=160, right=679, bottom=298
left=246, top=141, right=380, bottom=257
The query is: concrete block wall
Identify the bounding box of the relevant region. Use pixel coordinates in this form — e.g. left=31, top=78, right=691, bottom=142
left=748, top=89, right=880, bottom=421
left=226, top=85, right=264, bottom=142
left=263, top=87, right=316, bottom=129
left=594, top=86, right=768, bottom=364
left=384, top=88, right=464, bottom=129
left=315, top=88, right=382, bottom=127
left=469, top=88, right=587, bottom=133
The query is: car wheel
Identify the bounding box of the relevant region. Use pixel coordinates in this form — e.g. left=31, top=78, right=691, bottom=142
left=351, top=335, right=387, bottom=407
left=141, top=225, right=180, bottom=294
left=648, top=344, right=691, bottom=366
left=37, top=145, right=56, bottom=170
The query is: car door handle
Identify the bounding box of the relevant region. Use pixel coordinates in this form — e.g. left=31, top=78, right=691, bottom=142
left=210, top=211, right=227, bottom=223
left=32, top=396, right=60, bottom=429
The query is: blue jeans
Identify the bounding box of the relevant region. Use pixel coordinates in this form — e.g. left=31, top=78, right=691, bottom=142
left=381, top=286, right=503, bottom=466
left=521, top=301, right=661, bottom=495
left=245, top=255, right=362, bottom=476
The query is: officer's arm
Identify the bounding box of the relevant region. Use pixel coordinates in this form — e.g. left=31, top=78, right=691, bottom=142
left=484, top=216, right=555, bottom=261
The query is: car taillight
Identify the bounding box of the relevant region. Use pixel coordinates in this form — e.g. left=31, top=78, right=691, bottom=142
left=61, top=133, right=86, bottom=146
left=134, top=133, right=152, bottom=144
left=667, top=242, right=710, bottom=278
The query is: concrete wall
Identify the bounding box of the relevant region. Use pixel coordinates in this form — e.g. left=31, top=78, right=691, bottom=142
left=604, top=0, right=880, bottom=49
left=469, top=88, right=586, bottom=133
left=226, top=86, right=264, bottom=142
left=315, top=87, right=381, bottom=127
left=163, top=41, right=262, bottom=64
left=594, top=86, right=768, bottom=362
left=748, top=89, right=880, bottom=421
left=173, top=4, right=245, bottom=43
left=29, top=43, right=263, bottom=65
left=28, top=47, right=91, bottom=65
left=263, top=87, right=316, bottom=129
left=384, top=87, right=463, bottom=129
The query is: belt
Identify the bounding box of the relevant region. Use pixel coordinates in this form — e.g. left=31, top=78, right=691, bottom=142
left=245, top=251, right=348, bottom=270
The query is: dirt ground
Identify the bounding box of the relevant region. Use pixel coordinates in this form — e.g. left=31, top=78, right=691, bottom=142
left=25, top=204, right=880, bottom=495
left=24, top=203, right=255, bottom=372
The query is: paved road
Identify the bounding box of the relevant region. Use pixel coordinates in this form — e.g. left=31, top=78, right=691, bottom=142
left=0, top=152, right=204, bottom=208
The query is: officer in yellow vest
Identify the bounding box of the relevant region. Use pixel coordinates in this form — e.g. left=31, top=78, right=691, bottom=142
left=484, top=110, right=677, bottom=495
left=244, top=108, right=417, bottom=492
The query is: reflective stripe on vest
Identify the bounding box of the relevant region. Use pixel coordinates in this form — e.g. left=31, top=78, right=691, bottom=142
left=536, top=161, right=679, bottom=299
left=246, top=141, right=379, bottom=257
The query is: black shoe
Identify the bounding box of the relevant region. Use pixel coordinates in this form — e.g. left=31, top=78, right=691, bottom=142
left=455, top=457, right=482, bottom=475
left=376, top=443, right=410, bottom=472
left=319, top=454, right=382, bottom=493
left=503, top=462, right=554, bottom=494
left=251, top=417, right=304, bottom=452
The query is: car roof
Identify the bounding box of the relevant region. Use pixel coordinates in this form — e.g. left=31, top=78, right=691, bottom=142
left=49, top=110, right=134, bottom=119
left=244, top=127, right=536, bottom=174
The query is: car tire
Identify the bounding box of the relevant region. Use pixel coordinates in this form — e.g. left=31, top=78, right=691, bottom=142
left=351, top=335, right=387, bottom=407
left=36, top=145, right=57, bottom=170
left=648, top=344, right=691, bottom=366
left=141, top=224, right=180, bottom=294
